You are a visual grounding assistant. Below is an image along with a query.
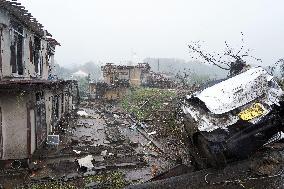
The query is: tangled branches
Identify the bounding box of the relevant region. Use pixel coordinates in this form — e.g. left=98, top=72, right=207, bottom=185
left=188, top=33, right=262, bottom=76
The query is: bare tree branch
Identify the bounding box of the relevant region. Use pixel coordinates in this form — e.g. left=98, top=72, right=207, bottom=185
left=188, top=44, right=230, bottom=70
left=188, top=33, right=263, bottom=76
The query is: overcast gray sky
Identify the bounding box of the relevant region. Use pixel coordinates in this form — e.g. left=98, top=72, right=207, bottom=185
left=18, top=0, right=284, bottom=67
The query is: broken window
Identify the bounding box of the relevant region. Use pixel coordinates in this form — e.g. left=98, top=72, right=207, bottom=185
left=61, top=93, right=64, bottom=114
left=10, top=20, right=24, bottom=75
left=65, top=93, right=69, bottom=112
left=118, top=70, right=129, bottom=80
left=34, top=36, right=42, bottom=76
left=29, top=37, right=33, bottom=63
left=0, top=28, right=3, bottom=77
left=46, top=49, right=52, bottom=78
left=0, top=107, right=2, bottom=159
left=35, top=92, right=47, bottom=147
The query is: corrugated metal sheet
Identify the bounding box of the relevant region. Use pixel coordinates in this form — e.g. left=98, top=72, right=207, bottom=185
left=195, top=67, right=283, bottom=114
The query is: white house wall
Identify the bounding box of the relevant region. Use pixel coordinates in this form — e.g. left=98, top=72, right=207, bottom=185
left=0, top=8, right=77, bottom=161
left=0, top=9, right=10, bottom=79
left=0, top=87, right=74, bottom=160
left=0, top=92, right=31, bottom=160
left=0, top=9, right=50, bottom=80
left=29, top=108, right=36, bottom=154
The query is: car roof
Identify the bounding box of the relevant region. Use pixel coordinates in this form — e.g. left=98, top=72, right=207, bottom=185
left=195, top=67, right=277, bottom=114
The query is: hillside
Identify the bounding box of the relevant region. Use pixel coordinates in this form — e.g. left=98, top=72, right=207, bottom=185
left=144, top=58, right=228, bottom=79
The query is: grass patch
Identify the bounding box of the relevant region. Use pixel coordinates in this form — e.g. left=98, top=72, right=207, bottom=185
left=20, top=182, right=78, bottom=189
left=121, top=88, right=177, bottom=121
left=18, top=171, right=126, bottom=189
left=84, top=171, right=127, bottom=189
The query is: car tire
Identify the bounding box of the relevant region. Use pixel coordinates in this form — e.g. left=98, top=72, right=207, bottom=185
left=195, top=134, right=227, bottom=168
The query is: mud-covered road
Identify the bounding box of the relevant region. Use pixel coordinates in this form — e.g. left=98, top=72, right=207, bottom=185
left=0, top=100, right=283, bottom=189
left=127, top=147, right=284, bottom=189
left=0, top=101, right=185, bottom=188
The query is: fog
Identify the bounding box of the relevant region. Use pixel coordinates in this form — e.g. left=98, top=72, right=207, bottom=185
left=19, top=0, right=284, bottom=67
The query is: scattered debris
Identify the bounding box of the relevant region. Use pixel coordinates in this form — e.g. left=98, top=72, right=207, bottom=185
left=2, top=77, right=283, bottom=188
left=77, top=155, right=94, bottom=171
left=101, top=150, right=108, bottom=157
left=114, top=114, right=120, bottom=119
left=77, top=110, right=89, bottom=117
left=137, top=128, right=164, bottom=153
left=73, top=150, right=81, bottom=154
left=148, top=131, right=157, bottom=136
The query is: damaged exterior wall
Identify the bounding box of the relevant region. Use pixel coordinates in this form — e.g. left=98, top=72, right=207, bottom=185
left=102, top=63, right=150, bottom=87
left=90, top=63, right=150, bottom=100
left=45, top=84, right=75, bottom=134
left=0, top=92, right=30, bottom=159
left=105, top=87, right=130, bottom=100
left=0, top=8, right=52, bottom=80
left=90, top=83, right=130, bottom=100
left=129, top=67, right=143, bottom=87
left=144, top=72, right=177, bottom=89
left=0, top=1, right=79, bottom=161
left=0, top=81, right=78, bottom=160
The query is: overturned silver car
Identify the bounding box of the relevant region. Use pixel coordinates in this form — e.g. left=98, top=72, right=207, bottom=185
left=182, top=67, right=284, bottom=168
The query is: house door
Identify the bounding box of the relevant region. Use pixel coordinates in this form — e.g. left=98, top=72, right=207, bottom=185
left=30, top=109, right=36, bottom=154
left=27, top=106, right=36, bottom=157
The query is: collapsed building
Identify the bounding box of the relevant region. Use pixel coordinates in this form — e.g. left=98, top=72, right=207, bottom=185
left=89, top=63, right=150, bottom=100
left=0, top=0, right=78, bottom=166
left=144, top=72, right=177, bottom=89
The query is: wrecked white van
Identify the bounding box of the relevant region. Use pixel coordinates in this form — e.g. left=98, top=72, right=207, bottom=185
left=182, top=67, right=284, bottom=167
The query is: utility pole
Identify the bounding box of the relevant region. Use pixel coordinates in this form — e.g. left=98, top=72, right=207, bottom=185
left=158, top=59, right=160, bottom=73
left=87, top=73, right=91, bottom=100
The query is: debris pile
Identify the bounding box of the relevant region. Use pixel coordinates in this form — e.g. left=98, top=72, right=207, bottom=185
left=1, top=70, right=284, bottom=188
left=121, top=88, right=192, bottom=165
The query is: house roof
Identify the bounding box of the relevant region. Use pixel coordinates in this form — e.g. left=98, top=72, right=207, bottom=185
left=46, top=38, right=61, bottom=47
left=0, top=0, right=58, bottom=44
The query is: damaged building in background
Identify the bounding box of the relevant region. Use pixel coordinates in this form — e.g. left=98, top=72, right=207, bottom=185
left=143, top=71, right=177, bottom=89
left=89, top=63, right=150, bottom=100
left=0, top=1, right=79, bottom=167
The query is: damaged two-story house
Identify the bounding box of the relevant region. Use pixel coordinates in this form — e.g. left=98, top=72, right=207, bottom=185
left=0, top=1, right=79, bottom=166
left=89, top=63, right=150, bottom=100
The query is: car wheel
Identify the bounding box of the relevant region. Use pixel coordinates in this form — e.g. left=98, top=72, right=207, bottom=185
left=196, top=134, right=227, bottom=168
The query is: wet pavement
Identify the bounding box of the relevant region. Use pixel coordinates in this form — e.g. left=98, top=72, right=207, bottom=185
left=127, top=146, right=284, bottom=189
left=0, top=101, right=182, bottom=188
left=0, top=100, right=283, bottom=189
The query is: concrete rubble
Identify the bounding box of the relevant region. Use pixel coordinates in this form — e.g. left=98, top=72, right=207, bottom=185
left=0, top=98, right=185, bottom=188
left=77, top=155, right=94, bottom=171
left=0, top=93, right=283, bottom=188
left=0, top=72, right=283, bottom=188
